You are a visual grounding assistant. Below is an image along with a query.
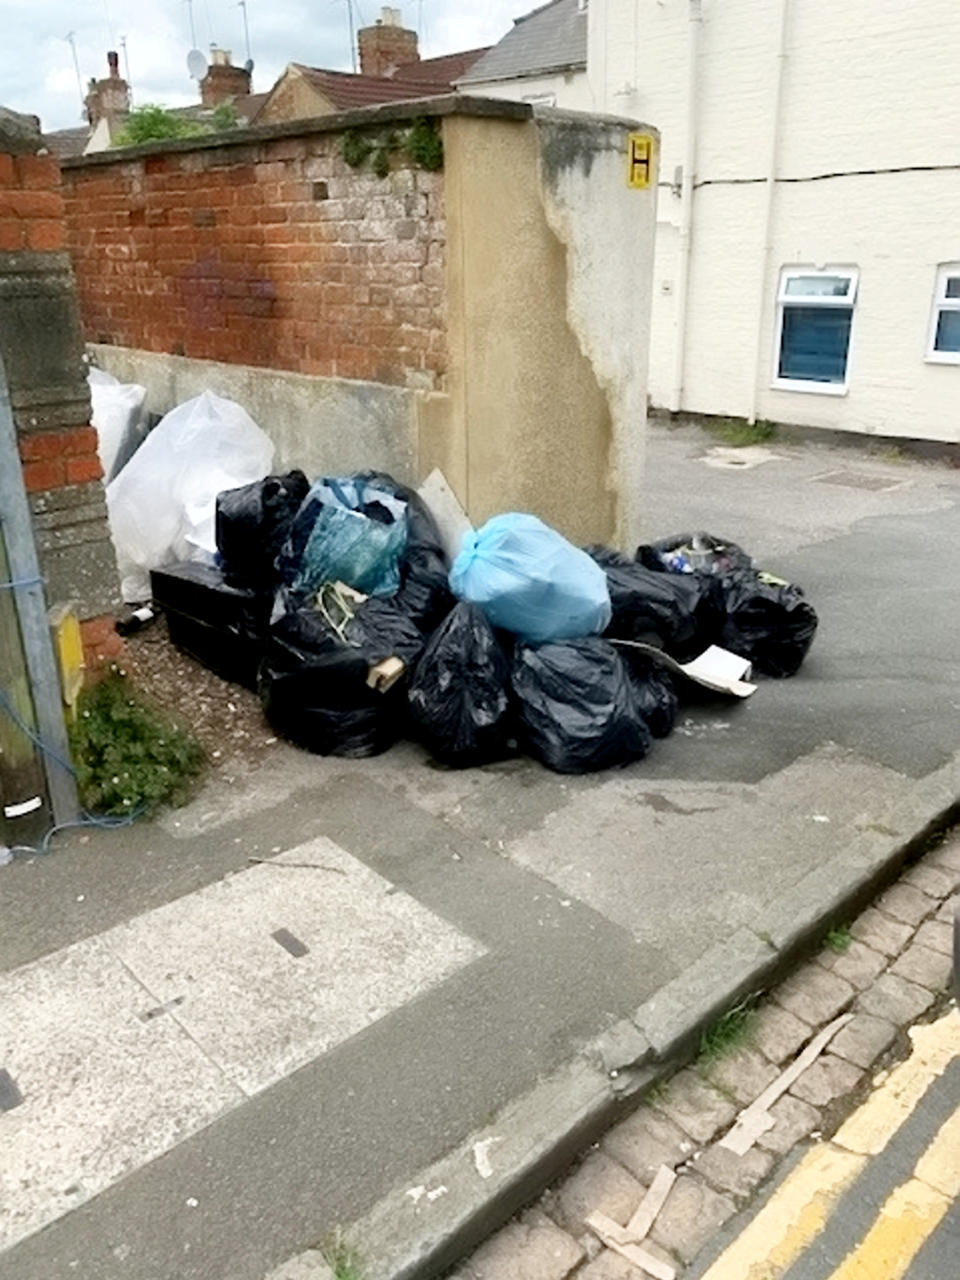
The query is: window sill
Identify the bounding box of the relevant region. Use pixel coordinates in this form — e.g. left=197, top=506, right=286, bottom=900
left=771, top=378, right=849, bottom=397
left=925, top=352, right=960, bottom=366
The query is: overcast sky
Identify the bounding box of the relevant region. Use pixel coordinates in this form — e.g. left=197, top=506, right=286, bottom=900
left=1, top=0, right=520, bottom=132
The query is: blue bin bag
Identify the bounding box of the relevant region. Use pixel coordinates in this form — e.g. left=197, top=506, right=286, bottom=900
left=289, top=477, right=408, bottom=599
left=449, top=513, right=612, bottom=644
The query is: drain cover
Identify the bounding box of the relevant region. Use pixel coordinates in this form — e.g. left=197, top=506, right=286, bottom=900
left=813, top=470, right=905, bottom=492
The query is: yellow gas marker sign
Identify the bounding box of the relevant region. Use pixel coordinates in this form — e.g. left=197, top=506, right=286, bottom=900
left=700, top=1008, right=960, bottom=1280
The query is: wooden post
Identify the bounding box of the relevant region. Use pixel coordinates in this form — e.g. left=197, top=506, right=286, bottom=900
left=0, top=352, right=79, bottom=829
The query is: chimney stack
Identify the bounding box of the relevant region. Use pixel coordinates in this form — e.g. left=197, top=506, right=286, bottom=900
left=200, top=46, right=252, bottom=105
left=85, top=51, right=131, bottom=126
left=357, top=7, right=419, bottom=77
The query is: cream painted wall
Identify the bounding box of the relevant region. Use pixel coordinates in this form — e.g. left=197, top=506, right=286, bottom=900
left=461, top=69, right=595, bottom=111
left=585, top=0, right=960, bottom=441
left=439, top=110, right=657, bottom=548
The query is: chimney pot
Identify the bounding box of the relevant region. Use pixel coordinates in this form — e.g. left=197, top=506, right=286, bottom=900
left=107, top=50, right=119, bottom=77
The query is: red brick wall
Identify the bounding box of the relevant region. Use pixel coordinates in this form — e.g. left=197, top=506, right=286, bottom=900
left=61, top=131, right=447, bottom=388
left=1, top=139, right=120, bottom=668
left=0, top=151, right=67, bottom=253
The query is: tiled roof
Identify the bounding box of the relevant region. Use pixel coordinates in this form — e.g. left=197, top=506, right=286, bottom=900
left=392, top=47, right=489, bottom=85
left=292, top=64, right=451, bottom=110
left=43, top=126, right=92, bottom=160
left=457, top=0, right=586, bottom=84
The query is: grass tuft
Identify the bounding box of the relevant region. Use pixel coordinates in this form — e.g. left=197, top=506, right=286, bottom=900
left=703, top=417, right=777, bottom=447
left=825, top=924, right=853, bottom=953
left=698, top=995, right=759, bottom=1062
left=321, top=1228, right=364, bottom=1280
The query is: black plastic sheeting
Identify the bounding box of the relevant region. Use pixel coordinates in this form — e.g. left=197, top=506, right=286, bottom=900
left=511, top=636, right=652, bottom=774
left=216, top=471, right=310, bottom=591
left=259, top=595, right=425, bottom=757
left=150, top=562, right=267, bottom=690
left=408, top=603, right=513, bottom=768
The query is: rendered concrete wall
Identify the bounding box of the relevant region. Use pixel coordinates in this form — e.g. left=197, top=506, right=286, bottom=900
left=89, top=343, right=423, bottom=482
left=587, top=0, right=960, bottom=441
left=439, top=110, right=656, bottom=549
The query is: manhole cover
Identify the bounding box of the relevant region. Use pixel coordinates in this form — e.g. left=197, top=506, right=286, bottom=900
left=813, top=470, right=906, bottom=492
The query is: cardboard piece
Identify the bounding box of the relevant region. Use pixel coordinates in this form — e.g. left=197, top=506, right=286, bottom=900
left=611, top=640, right=757, bottom=698
left=720, top=1012, right=854, bottom=1155
left=417, top=468, right=474, bottom=563
left=585, top=1212, right=677, bottom=1280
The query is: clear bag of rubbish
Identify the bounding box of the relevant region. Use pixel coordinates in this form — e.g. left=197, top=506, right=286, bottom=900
left=280, top=476, right=409, bottom=599
left=511, top=635, right=652, bottom=774
left=450, top=513, right=611, bottom=644
left=637, top=531, right=754, bottom=577
left=88, top=367, right=147, bottom=483
left=106, top=391, right=274, bottom=602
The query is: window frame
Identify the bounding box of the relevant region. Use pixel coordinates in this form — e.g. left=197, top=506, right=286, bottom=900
left=926, top=263, right=960, bottom=365
left=771, top=266, right=859, bottom=396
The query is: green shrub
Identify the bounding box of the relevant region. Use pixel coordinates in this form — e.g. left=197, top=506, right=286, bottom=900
left=112, top=105, right=209, bottom=147
left=405, top=117, right=443, bottom=171
left=342, top=129, right=374, bottom=168
left=69, top=670, right=205, bottom=816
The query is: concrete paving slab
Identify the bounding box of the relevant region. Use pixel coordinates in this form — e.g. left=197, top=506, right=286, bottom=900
left=108, top=839, right=484, bottom=1095
left=0, top=937, right=242, bottom=1250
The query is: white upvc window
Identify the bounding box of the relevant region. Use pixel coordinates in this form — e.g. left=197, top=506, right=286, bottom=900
left=772, top=267, right=859, bottom=396
left=926, top=264, right=960, bottom=365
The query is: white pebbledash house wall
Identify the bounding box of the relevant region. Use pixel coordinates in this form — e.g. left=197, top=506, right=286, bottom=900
left=478, top=0, right=960, bottom=443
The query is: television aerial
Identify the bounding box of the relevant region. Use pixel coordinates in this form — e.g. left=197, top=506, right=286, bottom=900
left=187, top=48, right=207, bottom=80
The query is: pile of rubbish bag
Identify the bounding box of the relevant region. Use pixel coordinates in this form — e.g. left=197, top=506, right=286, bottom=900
left=129, top=395, right=818, bottom=774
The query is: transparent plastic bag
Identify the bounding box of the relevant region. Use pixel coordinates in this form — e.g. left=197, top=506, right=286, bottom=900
left=88, top=367, right=147, bottom=483
left=106, top=391, right=274, bottom=602
left=450, top=514, right=611, bottom=644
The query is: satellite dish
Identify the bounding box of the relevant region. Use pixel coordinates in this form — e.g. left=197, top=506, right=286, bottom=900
left=187, top=48, right=207, bottom=80
left=244, top=57, right=254, bottom=74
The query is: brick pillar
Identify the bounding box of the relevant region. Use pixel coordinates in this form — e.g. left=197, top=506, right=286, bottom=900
left=0, top=107, right=121, bottom=672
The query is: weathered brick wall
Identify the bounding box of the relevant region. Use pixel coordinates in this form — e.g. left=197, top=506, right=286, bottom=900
left=0, top=120, right=121, bottom=667
left=61, top=128, right=447, bottom=391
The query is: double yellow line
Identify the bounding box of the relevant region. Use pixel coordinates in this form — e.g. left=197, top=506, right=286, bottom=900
left=700, top=1008, right=960, bottom=1280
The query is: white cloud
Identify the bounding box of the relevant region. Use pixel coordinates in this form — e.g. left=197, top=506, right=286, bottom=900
left=1, top=0, right=522, bottom=131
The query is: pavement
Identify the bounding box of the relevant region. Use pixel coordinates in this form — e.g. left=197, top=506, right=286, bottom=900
left=2, top=421, right=960, bottom=1280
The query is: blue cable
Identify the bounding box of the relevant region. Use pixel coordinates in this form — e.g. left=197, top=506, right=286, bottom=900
left=0, top=575, right=44, bottom=591
left=0, top=687, right=76, bottom=776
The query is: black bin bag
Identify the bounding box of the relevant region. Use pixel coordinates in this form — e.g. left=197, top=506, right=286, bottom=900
left=511, top=636, right=652, bottom=774
left=717, top=573, right=818, bottom=678
left=216, top=470, right=310, bottom=591
left=635, top=530, right=818, bottom=678
left=408, top=604, right=512, bottom=767
left=585, top=545, right=716, bottom=661
left=151, top=561, right=267, bottom=690
left=622, top=652, right=678, bottom=739
left=259, top=596, right=425, bottom=757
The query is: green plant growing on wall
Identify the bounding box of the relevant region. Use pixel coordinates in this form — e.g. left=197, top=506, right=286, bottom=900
left=405, top=117, right=443, bottom=171
left=341, top=119, right=443, bottom=177
left=112, top=105, right=210, bottom=146
left=342, top=128, right=374, bottom=168
left=69, top=669, right=205, bottom=815
left=210, top=101, right=240, bottom=131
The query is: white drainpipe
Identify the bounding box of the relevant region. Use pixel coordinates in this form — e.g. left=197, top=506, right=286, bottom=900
left=669, top=0, right=703, bottom=414
left=748, top=0, right=790, bottom=423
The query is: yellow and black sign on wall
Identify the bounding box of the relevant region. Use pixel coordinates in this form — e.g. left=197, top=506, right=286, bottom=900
left=627, top=133, right=657, bottom=189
